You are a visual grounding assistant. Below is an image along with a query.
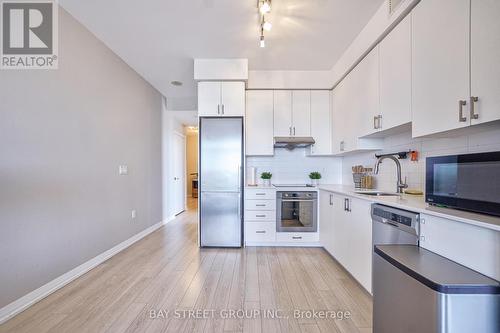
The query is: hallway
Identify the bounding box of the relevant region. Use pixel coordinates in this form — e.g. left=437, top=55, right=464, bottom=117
left=0, top=198, right=372, bottom=333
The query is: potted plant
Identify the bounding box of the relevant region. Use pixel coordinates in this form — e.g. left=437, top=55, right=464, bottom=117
left=260, top=172, right=272, bottom=187
left=309, top=172, right=322, bottom=186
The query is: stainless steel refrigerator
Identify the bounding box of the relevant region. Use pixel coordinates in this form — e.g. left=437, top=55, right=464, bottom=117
left=199, top=117, right=243, bottom=247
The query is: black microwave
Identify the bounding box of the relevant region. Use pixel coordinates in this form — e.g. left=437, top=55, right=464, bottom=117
left=426, top=151, right=500, bottom=217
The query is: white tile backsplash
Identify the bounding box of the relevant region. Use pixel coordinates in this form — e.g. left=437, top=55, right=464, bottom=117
left=246, top=148, right=342, bottom=185
left=342, top=126, right=500, bottom=192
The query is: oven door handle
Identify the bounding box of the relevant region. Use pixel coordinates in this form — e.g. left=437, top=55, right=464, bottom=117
left=281, top=199, right=315, bottom=202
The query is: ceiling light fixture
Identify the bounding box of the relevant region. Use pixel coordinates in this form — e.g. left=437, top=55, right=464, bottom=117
left=259, top=1, right=271, bottom=14
left=262, top=21, right=272, bottom=31
left=170, top=80, right=183, bottom=86
left=257, top=0, right=272, bottom=48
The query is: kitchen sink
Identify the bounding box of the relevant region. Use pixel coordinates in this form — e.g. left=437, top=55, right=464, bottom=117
left=354, top=191, right=401, bottom=197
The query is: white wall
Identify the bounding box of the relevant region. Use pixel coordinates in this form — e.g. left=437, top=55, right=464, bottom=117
left=342, top=127, right=500, bottom=192
left=247, top=149, right=342, bottom=185
left=0, top=8, right=162, bottom=309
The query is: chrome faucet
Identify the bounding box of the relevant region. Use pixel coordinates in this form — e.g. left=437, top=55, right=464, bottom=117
left=374, top=155, right=408, bottom=194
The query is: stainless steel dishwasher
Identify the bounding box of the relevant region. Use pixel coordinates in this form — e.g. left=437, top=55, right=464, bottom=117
left=371, top=203, right=420, bottom=250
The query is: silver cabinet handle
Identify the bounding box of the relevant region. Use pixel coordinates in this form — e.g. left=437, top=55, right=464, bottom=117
left=221, top=104, right=225, bottom=115
left=458, top=100, right=467, bottom=122
left=340, top=141, right=345, bottom=152
left=255, top=204, right=266, bottom=207
left=289, top=127, right=292, bottom=136
left=292, top=236, right=302, bottom=240
left=256, top=230, right=266, bottom=234
left=256, top=214, right=266, bottom=218
left=293, top=127, right=296, bottom=136
left=256, top=193, right=266, bottom=196
left=329, top=194, right=333, bottom=206
left=217, top=104, right=220, bottom=115
left=377, top=115, right=382, bottom=129
left=470, top=96, right=479, bottom=120
left=344, top=198, right=348, bottom=211
left=373, top=116, right=378, bottom=129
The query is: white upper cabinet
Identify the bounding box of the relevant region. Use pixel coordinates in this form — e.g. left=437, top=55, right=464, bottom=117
left=309, top=90, right=332, bottom=155
left=198, top=81, right=245, bottom=116
left=379, top=15, right=412, bottom=132
left=411, top=0, right=470, bottom=137
left=470, top=0, right=500, bottom=125
left=355, top=47, right=380, bottom=138
left=273, top=90, right=293, bottom=136
left=291, top=90, right=311, bottom=137
left=221, top=82, right=245, bottom=116
left=198, top=82, right=221, bottom=116
left=246, top=91, right=274, bottom=156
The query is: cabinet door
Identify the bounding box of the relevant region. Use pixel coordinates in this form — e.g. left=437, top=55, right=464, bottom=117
left=246, top=91, right=274, bottom=156
left=470, top=0, right=500, bottom=125
left=412, top=0, right=470, bottom=137
left=331, top=195, right=349, bottom=263
left=310, top=91, right=331, bottom=155
left=198, top=82, right=221, bottom=116
left=292, top=90, right=311, bottom=136
left=345, top=197, right=373, bottom=293
left=221, top=82, right=245, bottom=116
left=273, top=90, right=293, bottom=136
left=379, top=15, right=412, bottom=131
left=319, top=191, right=334, bottom=253
left=331, top=84, right=344, bottom=154
left=356, top=47, right=380, bottom=138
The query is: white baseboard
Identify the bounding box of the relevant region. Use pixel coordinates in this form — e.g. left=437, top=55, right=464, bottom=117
left=0, top=218, right=172, bottom=324
left=244, top=242, right=322, bottom=247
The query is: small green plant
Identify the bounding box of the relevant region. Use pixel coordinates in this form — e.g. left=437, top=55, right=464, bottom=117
left=260, top=172, right=272, bottom=180
left=309, top=172, right=322, bottom=180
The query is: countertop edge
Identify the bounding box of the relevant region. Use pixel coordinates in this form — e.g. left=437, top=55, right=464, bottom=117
left=317, top=185, right=500, bottom=232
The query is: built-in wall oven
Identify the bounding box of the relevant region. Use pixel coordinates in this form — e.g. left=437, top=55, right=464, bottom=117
left=276, top=191, right=317, bottom=232
left=426, top=151, right=500, bottom=217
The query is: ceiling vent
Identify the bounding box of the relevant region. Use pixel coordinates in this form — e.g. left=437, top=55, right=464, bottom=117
left=388, top=0, right=403, bottom=14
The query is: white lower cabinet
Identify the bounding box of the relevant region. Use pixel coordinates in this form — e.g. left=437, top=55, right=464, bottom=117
left=419, top=214, right=500, bottom=280
left=276, top=232, right=319, bottom=243
left=320, top=191, right=372, bottom=293
left=245, top=222, right=276, bottom=243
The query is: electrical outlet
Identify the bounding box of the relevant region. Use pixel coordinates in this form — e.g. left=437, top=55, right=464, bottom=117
left=131, top=210, right=137, bottom=219
left=119, top=165, right=128, bottom=175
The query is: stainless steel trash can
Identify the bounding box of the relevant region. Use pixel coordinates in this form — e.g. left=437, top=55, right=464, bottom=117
left=373, top=245, right=500, bottom=333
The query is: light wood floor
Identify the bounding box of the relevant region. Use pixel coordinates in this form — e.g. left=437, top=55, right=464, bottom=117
left=0, top=198, right=372, bottom=333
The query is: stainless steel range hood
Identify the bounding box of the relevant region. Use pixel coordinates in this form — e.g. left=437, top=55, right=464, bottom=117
left=274, top=137, right=315, bottom=149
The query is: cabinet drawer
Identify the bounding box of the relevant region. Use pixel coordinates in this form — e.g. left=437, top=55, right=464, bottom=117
left=276, top=232, right=319, bottom=243
left=244, top=210, right=276, bottom=221
left=245, top=189, right=276, bottom=200
left=245, top=222, right=276, bottom=242
left=245, top=200, right=276, bottom=211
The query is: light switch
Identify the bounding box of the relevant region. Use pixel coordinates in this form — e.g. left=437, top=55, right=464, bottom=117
left=119, top=165, right=128, bottom=175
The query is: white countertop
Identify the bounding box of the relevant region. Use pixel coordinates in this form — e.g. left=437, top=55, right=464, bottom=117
left=245, top=185, right=319, bottom=192
left=317, top=184, right=500, bottom=232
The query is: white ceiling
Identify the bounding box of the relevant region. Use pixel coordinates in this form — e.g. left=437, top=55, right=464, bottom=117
left=60, top=0, right=384, bottom=110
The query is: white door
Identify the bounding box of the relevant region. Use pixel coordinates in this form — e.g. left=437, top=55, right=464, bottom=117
left=173, top=133, right=186, bottom=215
left=310, top=90, right=331, bottom=155
left=412, top=0, right=470, bottom=137
left=246, top=90, right=274, bottom=156
left=470, top=0, right=500, bottom=125
left=292, top=90, right=311, bottom=136
left=221, top=82, right=245, bottom=116
left=198, top=82, right=221, bottom=116
left=273, top=90, right=292, bottom=136
left=379, top=15, right=412, bottom=131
